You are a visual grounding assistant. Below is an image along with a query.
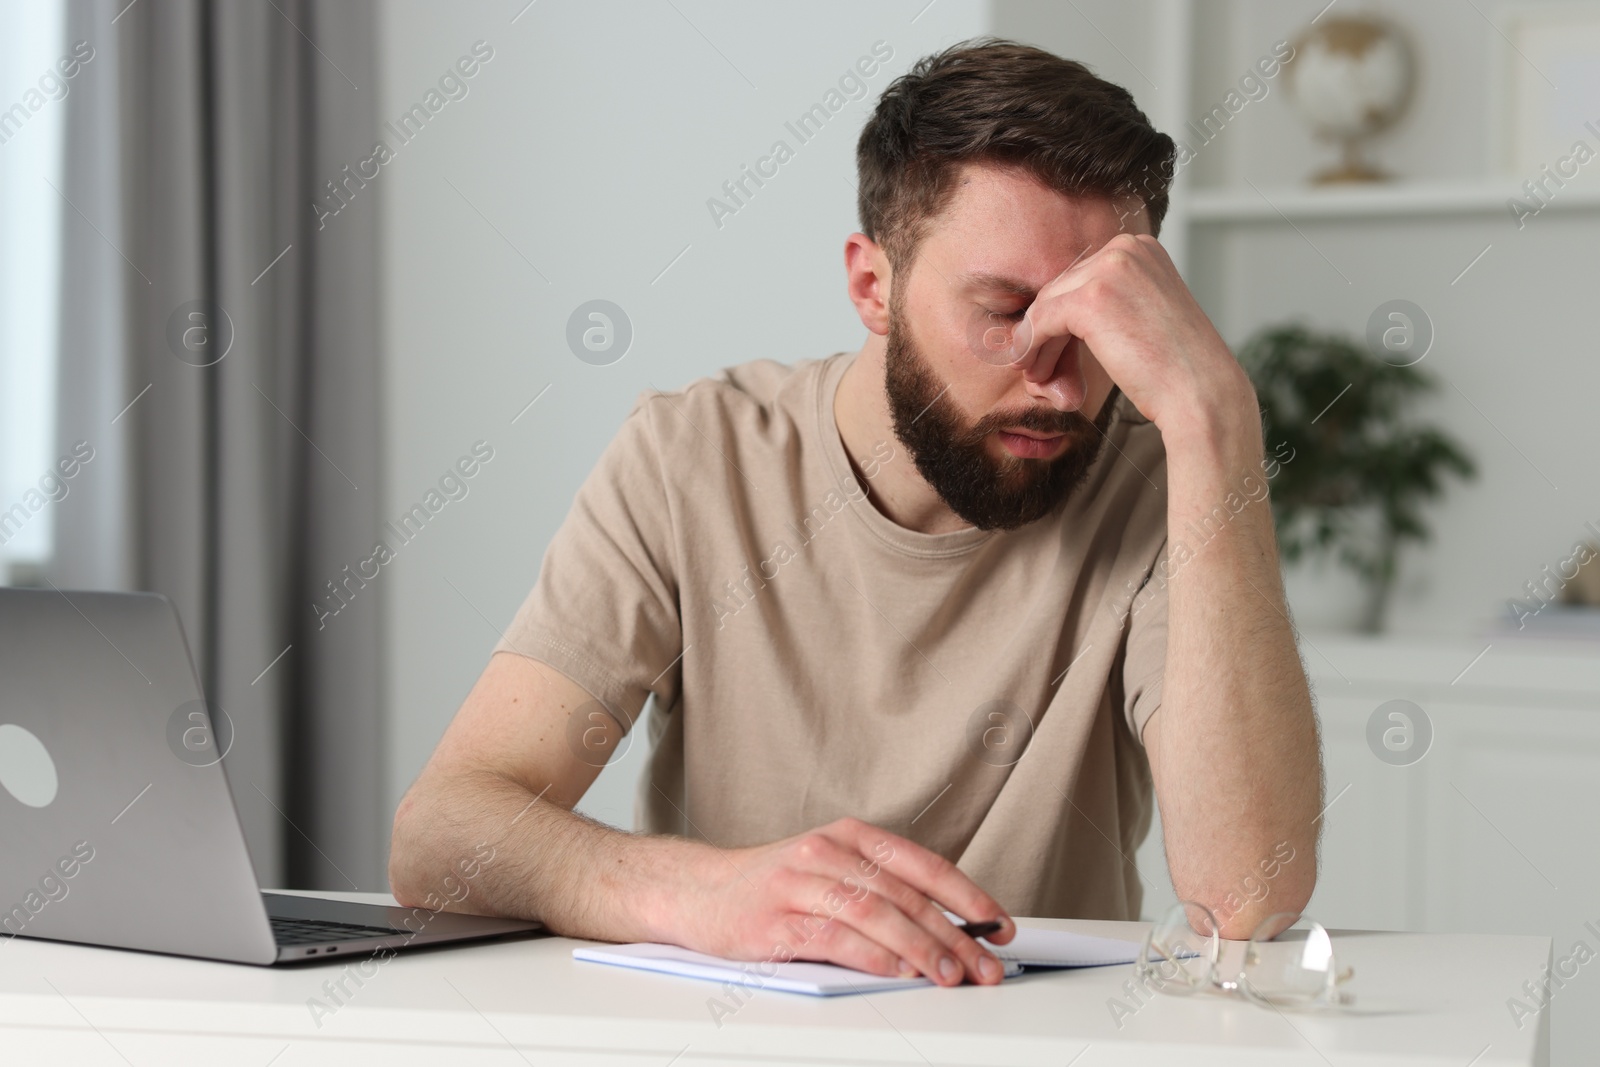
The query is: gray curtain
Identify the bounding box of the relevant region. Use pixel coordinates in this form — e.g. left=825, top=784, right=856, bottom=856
left=51, top=0, right=382, bottom=890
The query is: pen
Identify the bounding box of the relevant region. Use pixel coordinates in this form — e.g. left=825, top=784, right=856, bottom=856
left=956, top=919, right=1003, bottom=940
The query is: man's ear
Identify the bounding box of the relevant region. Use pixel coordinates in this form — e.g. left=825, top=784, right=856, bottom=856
left=844, top=233, right=891, bottom=336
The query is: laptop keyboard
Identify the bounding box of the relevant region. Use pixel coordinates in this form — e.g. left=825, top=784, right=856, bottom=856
left=270, top=916, right=401, bottom=946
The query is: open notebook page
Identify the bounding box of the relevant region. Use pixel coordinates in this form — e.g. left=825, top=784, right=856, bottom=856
left=572, top=923, right=1141, bottom=997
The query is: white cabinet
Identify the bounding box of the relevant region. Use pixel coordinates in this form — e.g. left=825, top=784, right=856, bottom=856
left=1304, top=690, right=1417, bottom=932
left=1416, top=700, right=1600, bottom=937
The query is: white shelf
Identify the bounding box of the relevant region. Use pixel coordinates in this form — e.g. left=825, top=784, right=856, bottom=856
left=1184, top=180, right=1600, bottom=223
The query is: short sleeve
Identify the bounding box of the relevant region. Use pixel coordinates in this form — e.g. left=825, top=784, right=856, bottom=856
left=1121, top=541, right=1169, bottom=743
left=493, top=396, right=681, bottom=733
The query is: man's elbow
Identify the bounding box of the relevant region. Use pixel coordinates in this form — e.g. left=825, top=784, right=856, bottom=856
left=1179, top=843, right=1318, bottom=941
left=1211, top=878, right=1316, bottom=941
left=387, top=784, right=436, bottom=909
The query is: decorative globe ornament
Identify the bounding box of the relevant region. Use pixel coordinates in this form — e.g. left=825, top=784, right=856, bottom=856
left=1284, top=15, right=1417, bottom=184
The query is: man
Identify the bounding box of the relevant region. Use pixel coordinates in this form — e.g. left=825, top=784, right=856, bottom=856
left=390, top=38, right=1322, bottom=988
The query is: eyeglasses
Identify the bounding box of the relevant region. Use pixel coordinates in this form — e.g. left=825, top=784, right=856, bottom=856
left=1135, top=901, right=1355, bottom=1010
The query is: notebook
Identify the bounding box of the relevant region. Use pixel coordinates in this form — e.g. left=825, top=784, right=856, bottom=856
left=572, top=921, right=1142, bottom=996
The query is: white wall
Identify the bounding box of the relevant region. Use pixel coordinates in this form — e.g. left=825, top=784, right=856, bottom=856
left=376, top=1, right=992, bottom=839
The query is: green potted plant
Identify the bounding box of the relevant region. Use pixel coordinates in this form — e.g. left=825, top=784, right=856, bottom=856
left=1238, top=323, right=1476, bottom=633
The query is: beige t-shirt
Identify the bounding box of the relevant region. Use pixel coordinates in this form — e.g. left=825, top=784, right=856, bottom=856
left=495, top=352, right=1170, bottom=920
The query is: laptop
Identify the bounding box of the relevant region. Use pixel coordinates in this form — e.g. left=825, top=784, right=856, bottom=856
left=0, top=587, right=541, bottom=964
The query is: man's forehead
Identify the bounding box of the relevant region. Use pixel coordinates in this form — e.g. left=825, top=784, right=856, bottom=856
left=923, top=162, right=1146, bottom=289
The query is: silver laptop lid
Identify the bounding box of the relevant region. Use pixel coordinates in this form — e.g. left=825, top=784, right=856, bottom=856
left=0, top=588, right=277, bottom=964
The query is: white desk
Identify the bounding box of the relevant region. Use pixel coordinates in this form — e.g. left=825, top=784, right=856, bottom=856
left=0, top=892, right=1551, bottom=1065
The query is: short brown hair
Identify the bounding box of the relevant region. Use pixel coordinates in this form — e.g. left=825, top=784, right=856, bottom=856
left=856, top=38, right=1176, bottom=270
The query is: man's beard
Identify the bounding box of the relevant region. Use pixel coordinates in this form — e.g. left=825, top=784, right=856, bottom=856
left=884, top=298, right=1120, bottom=531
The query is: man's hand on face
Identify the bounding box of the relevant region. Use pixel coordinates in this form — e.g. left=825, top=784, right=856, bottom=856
left=1004, top=232, right=1255, bottom=438
left=672, top=816, right=1015, bottom=986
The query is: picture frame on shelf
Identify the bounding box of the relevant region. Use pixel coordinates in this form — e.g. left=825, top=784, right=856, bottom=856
left=1489, top=2, right=1600, bottom=177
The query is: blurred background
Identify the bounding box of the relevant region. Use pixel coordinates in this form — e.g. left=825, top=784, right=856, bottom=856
left=3, top=0, right=1600, bottom=1057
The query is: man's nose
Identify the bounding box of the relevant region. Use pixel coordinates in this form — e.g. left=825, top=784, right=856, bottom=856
left=1021, top=336, right=1087, bottom=412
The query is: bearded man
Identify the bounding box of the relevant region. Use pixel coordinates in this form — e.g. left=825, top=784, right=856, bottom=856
left=390, top=37, right=1323, bottom=988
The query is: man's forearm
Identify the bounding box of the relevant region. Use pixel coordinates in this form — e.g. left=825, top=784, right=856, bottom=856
left=389, top=770, right=700, bottom=942
left=1149, top=400, right=1323, bottom=937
